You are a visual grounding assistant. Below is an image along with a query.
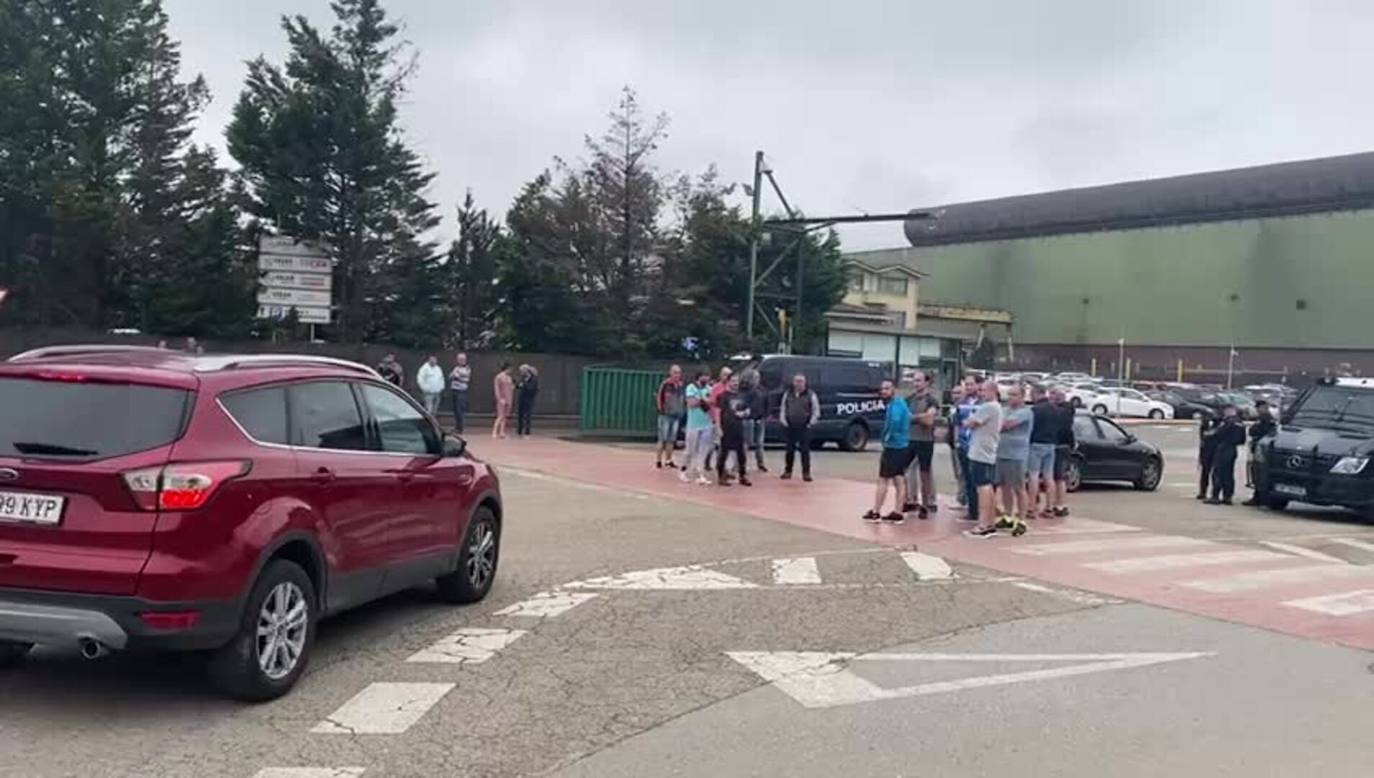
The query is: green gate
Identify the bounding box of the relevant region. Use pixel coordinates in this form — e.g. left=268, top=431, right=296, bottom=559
left=579, top=366, right=662, bottom=436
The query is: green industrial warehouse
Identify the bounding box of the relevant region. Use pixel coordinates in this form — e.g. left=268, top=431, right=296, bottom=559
left=839, top=152, right=1374, bottom=383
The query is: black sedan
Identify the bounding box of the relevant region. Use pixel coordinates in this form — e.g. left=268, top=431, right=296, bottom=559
left=1062, top=414, right=1164, bottom=492
left=1146, top=389, right=1213, bottom=420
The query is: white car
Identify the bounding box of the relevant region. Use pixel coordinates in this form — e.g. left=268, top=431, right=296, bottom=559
left=1062, top=382, right=1105, bottom=409
left=1089, top=387, right=1175, bottom=419
left=1056, top=372, right=1095, bottom=384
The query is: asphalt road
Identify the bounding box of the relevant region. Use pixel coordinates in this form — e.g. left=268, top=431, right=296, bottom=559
left=2, top=425, right=1372, bottom=777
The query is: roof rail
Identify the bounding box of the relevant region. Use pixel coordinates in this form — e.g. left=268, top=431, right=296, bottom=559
left=195, top=354, right=380, bottom=377
left=7, top=344, right=170, bottom=362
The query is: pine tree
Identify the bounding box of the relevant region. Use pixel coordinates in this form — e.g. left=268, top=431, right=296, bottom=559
left=445, top=192, right=502, bottom=350
left=228, top=0, right=440, bottom=343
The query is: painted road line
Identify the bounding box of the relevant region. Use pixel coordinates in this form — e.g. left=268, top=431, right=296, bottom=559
left=771, top=557, right=822, bottom=585
left=495, top=591, right=600, bottom=618
left=901, top=551, right=953, bottom=580
left=1010, top=581, right=1122, bottom=606
left=1011, top=535, right=1212, bottom=556
left=254, top=770, right=366, bottom=778
left=1260, top=541, right=1349, bottom=564
left=1026, top=517, right=1143, bottom=535
left=1184, top=564, right=1374, bottom=594
left=312, top=682, right=454, bottom=734
left=726, top=650, right=1214, bottom=709
left=407, top=627, right=526, bottom=664
left=563, top=565, right=759, bottom=591
left=1283, top=589, right=1374, bottom=616
left=501, top=466, right=650, bottom=500
left=1083, top=549, right=1290, bottom=574
left=1331, top=537, right=1374, bottom=555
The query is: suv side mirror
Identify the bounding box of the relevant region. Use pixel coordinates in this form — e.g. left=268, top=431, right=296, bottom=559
left=443, top=434, right=467, bottom=458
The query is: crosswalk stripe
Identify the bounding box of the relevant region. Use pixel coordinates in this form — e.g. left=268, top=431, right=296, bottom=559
left=901, top=552, right=953, bottom=580
left=1331, top=538, right=1374, bottom=555
left=1083, top=549, right=1288, bottom=574
left=495, top=591, right=599, bottom=618
left=1260, top=541, right=1348, bottom=564
left=771, top=557, right=822, bottom=585
left=1283, top=589, right=1374, bottom=616
left=312, top=682, right=454, bottom=734
left=253, top=770, right=366, bottom=778
left=1011, top=535, right=1211, bottom=556
left=407, top=627, right=526, bottom=664
left=1184, top=564, right=1374, bottom=594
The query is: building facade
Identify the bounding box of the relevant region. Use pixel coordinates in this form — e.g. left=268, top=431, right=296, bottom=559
left=844, top=152, right=1374, bottom=382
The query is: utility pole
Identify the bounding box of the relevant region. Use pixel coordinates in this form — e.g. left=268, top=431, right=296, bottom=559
left=745, top=150, right=764, bottom=342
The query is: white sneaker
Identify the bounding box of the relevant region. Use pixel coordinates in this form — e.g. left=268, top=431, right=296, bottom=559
left=679, top=470, right=690, bottom=483
left=695, top=476, right=711, bottom=486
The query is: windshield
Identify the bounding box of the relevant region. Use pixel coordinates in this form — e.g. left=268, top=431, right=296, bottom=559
left=0, top=377, right=191, bottom=459
left=1287, top=385, right=1374, bottom=434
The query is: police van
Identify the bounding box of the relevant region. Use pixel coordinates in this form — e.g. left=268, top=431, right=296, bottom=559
left=1254, top=377, right=1374, bottom=519
left=743, top=355, right=893, bottom=451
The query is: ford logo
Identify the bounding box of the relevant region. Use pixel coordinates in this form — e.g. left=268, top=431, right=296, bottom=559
left=0, top=468, right=17, bottom=482
left=1286, top=455, right=1304, bottom=469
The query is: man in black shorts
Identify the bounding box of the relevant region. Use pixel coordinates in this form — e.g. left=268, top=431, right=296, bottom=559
left=1049, top=387, right=1076, bottom=517
left=865, top=380, right=911, bottom=523
left=904, top=371, right=940, bottom=519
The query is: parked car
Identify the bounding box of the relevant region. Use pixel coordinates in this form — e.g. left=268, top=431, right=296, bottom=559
left=0, top=346, right=502, bottom=700
left=748, top=355, right=892, bottom=451
left=1145, top=389, right=1213, bottom=420
left=1088, top=387, right=1175, bottom=419
left=1061, top=414, right=1164, bottom=492
left=1253, top=377, right=1374, bottom=518
left=1055, top=372, right=1094, bottom=384
left=1063, top=382, right=1105, bottom=409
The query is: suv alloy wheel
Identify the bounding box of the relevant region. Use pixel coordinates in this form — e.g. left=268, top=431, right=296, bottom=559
left=436, top=506, right=500, bottom=603
left=209, top=560, right=317, bottom=701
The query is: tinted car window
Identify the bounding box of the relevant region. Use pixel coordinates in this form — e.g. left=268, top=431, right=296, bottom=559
left=0, top=377, right=189, bottom=459
left=1073, top=416, right=1101, bottom=440
left=360, top=384, right=438, bottom=455
left=290, top=382, right=367, bottom=451
left=1098, top=419, right=1129, bottom=443
left=221, top=386, right=289, bottom=445
left=758, top=360, right=784, bottom=391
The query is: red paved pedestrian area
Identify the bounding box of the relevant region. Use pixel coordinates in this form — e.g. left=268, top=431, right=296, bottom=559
left=478, top=436, right=1374, bottom=651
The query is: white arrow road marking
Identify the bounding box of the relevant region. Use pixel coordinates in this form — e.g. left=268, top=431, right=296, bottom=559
left=726, top=650, right=1214, bottom=709
left=312, top=683, right=454, bottom=734
left=901, top=552, right=953, bottom=580
left=564, top=565, right=759, bottom=591
left=495, top=591, right=600, bottom=618
left=1283, top=589, right=1374, bottom=616
left=1260, top=541, right=1349, bottom=564
left=254, top=770, right=366, bottom=778
left=772, top=557, right=822, bottom=584
left=407, top=627, right=526, bottom=664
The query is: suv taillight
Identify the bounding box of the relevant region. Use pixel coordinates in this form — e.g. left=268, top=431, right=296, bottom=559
left=122, top=461, right=251, bottom=511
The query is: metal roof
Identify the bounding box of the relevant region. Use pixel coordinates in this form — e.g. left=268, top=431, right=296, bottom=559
left=904, top=151, right=1374, bottom=247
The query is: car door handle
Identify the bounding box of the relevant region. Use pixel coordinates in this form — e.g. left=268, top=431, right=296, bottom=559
left=312, top=467, right=336, bottom=484
left=385, top=469, right=416, bottom=482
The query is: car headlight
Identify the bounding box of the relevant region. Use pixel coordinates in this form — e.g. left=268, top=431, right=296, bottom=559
left=1330, top=457, right=1369, bottom=475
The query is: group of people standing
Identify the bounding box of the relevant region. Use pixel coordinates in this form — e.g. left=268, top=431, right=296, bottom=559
left=1197, top=399, right=1276, bottom=505
left=870, top=373, right=1076, bottom=539
left=654, top=364, right=821, bottom=486
left=376, top=352, right=540, bottom=439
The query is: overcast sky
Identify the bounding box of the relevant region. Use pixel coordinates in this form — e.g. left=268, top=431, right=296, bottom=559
left=168, top=0, right=1374, bottom=250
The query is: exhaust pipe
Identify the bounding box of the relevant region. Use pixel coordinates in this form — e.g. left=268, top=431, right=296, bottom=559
left=78, top=638, right=110, bottom=660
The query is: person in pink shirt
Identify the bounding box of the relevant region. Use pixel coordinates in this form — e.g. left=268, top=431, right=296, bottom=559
left=492, top=363, right=515, bottom=438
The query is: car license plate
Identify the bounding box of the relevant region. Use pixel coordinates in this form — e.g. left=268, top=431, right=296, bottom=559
left=0, top=490, right=66, bottom=525
left=1274, top=483, right=1307, bottom=498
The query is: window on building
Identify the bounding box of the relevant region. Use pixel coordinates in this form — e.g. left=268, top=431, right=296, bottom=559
left=878, top=275, right=908, bottom=295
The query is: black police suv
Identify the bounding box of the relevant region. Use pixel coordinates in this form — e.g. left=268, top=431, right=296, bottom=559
left=1253, top=378, right=1374, bottom=518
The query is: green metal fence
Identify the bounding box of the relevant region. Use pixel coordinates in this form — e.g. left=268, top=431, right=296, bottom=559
left=579, top=366, right=662, bottom=436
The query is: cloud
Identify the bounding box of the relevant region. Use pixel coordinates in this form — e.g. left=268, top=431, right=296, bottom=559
left=166, top=0, right=1374, bottom=250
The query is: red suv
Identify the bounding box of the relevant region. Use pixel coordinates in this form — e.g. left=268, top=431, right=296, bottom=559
left=0, top=346, right=502, bottom=700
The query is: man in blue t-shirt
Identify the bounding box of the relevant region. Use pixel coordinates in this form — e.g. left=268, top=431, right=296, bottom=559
left=680, top=372, right=715, bottom=485
left=864, top=380, right=911, bottom=524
